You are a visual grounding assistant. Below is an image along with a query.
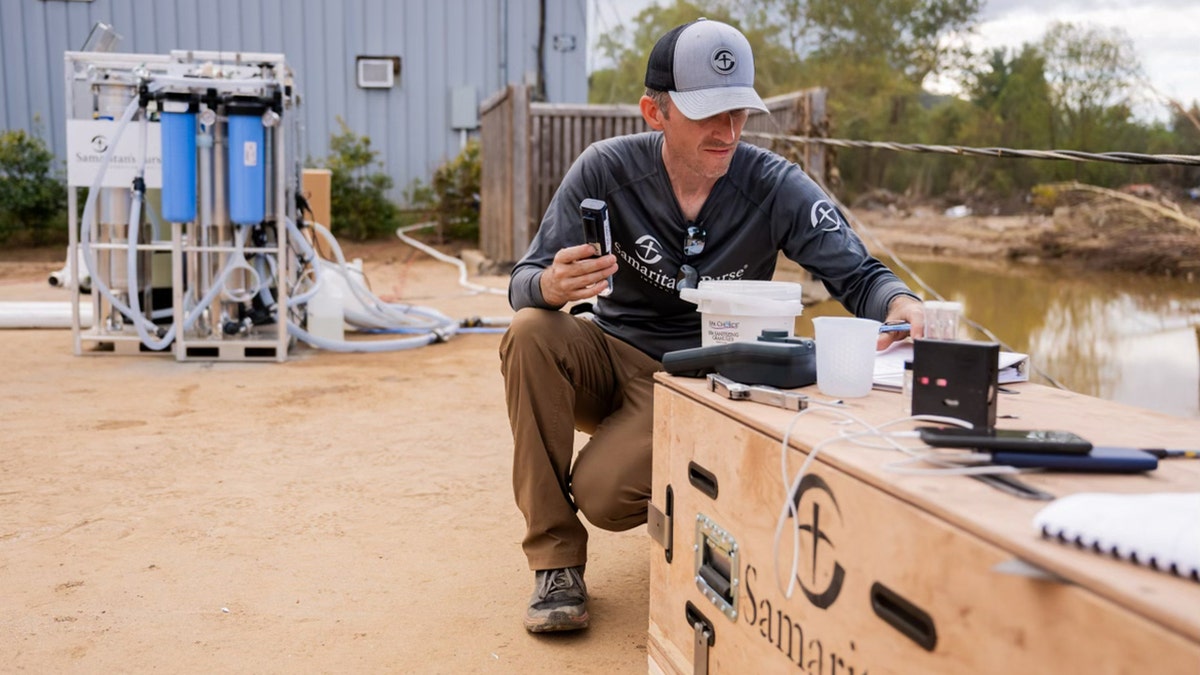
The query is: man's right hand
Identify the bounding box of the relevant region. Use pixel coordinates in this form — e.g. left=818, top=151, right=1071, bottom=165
left=538, top=244, right=619, bottom=307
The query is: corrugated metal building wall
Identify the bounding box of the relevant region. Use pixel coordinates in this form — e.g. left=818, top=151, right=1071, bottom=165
left=0, top=0, right=587, bottom=201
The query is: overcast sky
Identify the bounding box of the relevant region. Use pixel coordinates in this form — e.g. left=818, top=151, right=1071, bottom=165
left=588, top=0, right=1200, bottom=122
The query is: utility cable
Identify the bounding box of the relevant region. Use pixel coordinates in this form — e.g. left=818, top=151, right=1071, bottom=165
left=742, top=132, right=1200, bottom=167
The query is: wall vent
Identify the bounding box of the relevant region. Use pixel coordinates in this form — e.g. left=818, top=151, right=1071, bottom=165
left=356, top=56, right=400, bottom=89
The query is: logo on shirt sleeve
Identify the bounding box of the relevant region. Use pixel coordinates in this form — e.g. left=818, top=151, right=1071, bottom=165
left=810, top=200, right=843, bottom=232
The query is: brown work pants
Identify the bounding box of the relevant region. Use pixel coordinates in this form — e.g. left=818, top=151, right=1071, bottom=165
left=499, top=307, right=661, bottom=571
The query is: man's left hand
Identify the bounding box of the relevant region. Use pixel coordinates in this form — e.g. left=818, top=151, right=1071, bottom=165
left=877, top=295, right=925, bottom=350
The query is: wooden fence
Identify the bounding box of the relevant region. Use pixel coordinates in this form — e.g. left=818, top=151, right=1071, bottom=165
left=479, top=85, right=829, bottom=264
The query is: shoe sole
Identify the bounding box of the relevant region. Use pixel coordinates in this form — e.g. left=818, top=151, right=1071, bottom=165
left=524, top=610, right=590, bottom=633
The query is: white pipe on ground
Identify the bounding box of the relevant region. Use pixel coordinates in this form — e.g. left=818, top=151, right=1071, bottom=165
left=0, top=302, right=94, bottom=329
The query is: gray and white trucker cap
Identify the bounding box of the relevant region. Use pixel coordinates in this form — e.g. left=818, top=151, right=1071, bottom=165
left=644, top=18, right=768, bottom=120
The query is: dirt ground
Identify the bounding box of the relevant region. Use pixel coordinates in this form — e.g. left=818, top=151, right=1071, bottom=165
left=0, top=242, right=648, bottom=673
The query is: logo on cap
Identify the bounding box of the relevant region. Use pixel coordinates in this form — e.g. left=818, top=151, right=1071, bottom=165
left=711, top=48, right=736, bottom=75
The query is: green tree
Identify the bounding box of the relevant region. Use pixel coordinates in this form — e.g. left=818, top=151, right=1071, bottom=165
left=961, top=45, right=1055, bottom=192
left=803, top=0, right=983, bottom=85
left=1040, top=21, right=1140, bottom=150
left=586, top=2, right=1196, bottom=200
left=0, top=128, right=68, bottom=244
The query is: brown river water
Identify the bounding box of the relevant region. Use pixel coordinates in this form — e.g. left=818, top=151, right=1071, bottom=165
left=791, top=260, right=1200, bottom=419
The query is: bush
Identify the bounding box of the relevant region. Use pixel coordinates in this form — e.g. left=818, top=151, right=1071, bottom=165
left=405, top=139, right=482, bottom=243
left=323, top=117, right=400, bottom=241
left=429, top=139, right=481, bottom=241
left=321, top=119, right=481, bottom=243
left=0, top=128, right=68, bottom=245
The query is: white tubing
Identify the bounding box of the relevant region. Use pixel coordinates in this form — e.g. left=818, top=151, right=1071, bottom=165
left=283, top=217, right=324, bottom=305
left=307, top=220, right=454, bottom=331
left=395, top=222, right=507, bottom=296
left=0, top=302, right=94, bottom=329
left=48, top=246, right=91, bottom=292
left=287, top=320, right=446, bottom=352
left=78, top=97, right=160, bottom=335
left=125, top=187, right=173, bottom=350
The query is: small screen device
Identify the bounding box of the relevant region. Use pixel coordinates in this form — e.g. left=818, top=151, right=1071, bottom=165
left=917, top=427, right=1093, bottom=455
left=580, top=198, right=613, bottom=297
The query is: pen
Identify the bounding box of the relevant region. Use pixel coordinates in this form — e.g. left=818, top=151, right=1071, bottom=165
left=1141, top=449, right=1200, bottom=459
left=880, top=322, right=911, bottom=333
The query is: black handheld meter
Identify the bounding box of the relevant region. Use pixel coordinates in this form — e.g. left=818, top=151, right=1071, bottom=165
left=580, top=198, right=613, bottom=296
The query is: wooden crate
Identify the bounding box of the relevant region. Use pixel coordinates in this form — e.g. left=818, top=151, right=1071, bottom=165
left=648, top=375, right=1200, bottom=674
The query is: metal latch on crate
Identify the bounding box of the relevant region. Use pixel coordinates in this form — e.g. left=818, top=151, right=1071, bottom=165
left=707, top=373, right=808, bottom=411
left=685, top=601, right=715, bottom=675
left=693, top=621, right=713, bottom=675
left=647, top=485, right=674, bottom=563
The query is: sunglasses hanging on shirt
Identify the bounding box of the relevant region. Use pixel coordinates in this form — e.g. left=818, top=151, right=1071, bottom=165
left=676, top=225, right=706, bottom=291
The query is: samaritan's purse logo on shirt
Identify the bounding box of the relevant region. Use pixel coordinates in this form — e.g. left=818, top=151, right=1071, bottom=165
left=614, top=235, right=747, bottom=295
left=810, top=200, right=843, bottom=232
left=633, top=234, right=664, bottom=264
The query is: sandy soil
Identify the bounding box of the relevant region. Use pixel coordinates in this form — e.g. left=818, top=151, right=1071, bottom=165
left=0, top=242, right=648, bottom=673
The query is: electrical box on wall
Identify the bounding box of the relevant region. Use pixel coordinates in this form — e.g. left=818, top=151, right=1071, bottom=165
left=356, top=56, right=400, bottom=89
left=450, top=86, right=478, bottom=130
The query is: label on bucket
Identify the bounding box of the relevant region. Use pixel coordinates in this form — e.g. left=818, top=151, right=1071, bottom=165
left=703, top=313, right=794, bottom=347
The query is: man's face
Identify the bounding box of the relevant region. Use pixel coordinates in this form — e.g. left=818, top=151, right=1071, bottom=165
left=659, top=100, right=749, bottom=182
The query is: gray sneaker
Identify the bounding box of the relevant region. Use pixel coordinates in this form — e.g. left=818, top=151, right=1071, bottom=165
left=524, top=566, right=589, bottom=633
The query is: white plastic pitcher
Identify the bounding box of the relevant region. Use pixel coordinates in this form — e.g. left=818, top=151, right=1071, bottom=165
left=812, top=316, right=881, bottom=398
left=680, top=280, right=804, bottom=346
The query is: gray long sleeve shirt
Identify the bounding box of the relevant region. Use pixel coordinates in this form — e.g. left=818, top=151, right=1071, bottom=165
left=509, top=132, right=916, bottom=360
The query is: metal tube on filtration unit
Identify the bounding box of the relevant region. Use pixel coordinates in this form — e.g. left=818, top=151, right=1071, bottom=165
left=97, top=189, right=132, bottom=295
left=195, top=110, right=216, bottom=336
left=227, top=103, right=265, bottom=225
left=211, top=116, right=237, bottom=330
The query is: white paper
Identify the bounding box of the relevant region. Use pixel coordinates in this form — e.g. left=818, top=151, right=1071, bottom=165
left=872, top=341, right=1028, bottom=392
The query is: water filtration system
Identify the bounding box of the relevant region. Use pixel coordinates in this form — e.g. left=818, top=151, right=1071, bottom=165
left=63, top=50, right=298, bottom=360
left=62, top=49, right=506, bottom=361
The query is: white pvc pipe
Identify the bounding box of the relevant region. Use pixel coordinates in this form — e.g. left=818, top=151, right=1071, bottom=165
left=0, top=302, right=94, bottom=329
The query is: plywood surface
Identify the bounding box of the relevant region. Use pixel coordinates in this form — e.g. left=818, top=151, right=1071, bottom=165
left=654, top=373, right=1200, bottom=644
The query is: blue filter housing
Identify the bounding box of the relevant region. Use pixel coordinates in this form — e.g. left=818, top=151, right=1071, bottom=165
left=160, top=109, right=197, bottom=223
left=228, top=112, right=265, bottom=224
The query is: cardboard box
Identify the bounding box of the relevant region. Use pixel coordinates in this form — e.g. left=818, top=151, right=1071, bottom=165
left=302, top=168, right=332, bottom=229
left=648, top=375, right=1200, bottom=674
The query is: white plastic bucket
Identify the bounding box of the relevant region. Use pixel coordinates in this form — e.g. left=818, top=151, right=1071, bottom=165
left=680, top=280, right=804, bottom=346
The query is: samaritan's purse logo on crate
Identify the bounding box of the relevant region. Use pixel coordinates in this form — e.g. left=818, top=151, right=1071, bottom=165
left=745, top=473, right=862, bottom=673
left=693, top=470, right=863, bottom=673
left=784, top=473, right=845, bottom=609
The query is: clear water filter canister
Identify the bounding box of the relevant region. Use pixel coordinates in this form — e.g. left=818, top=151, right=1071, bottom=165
left=160, top=101, right=197, bottom=223
left=228, top=109, right=265, bottom=225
